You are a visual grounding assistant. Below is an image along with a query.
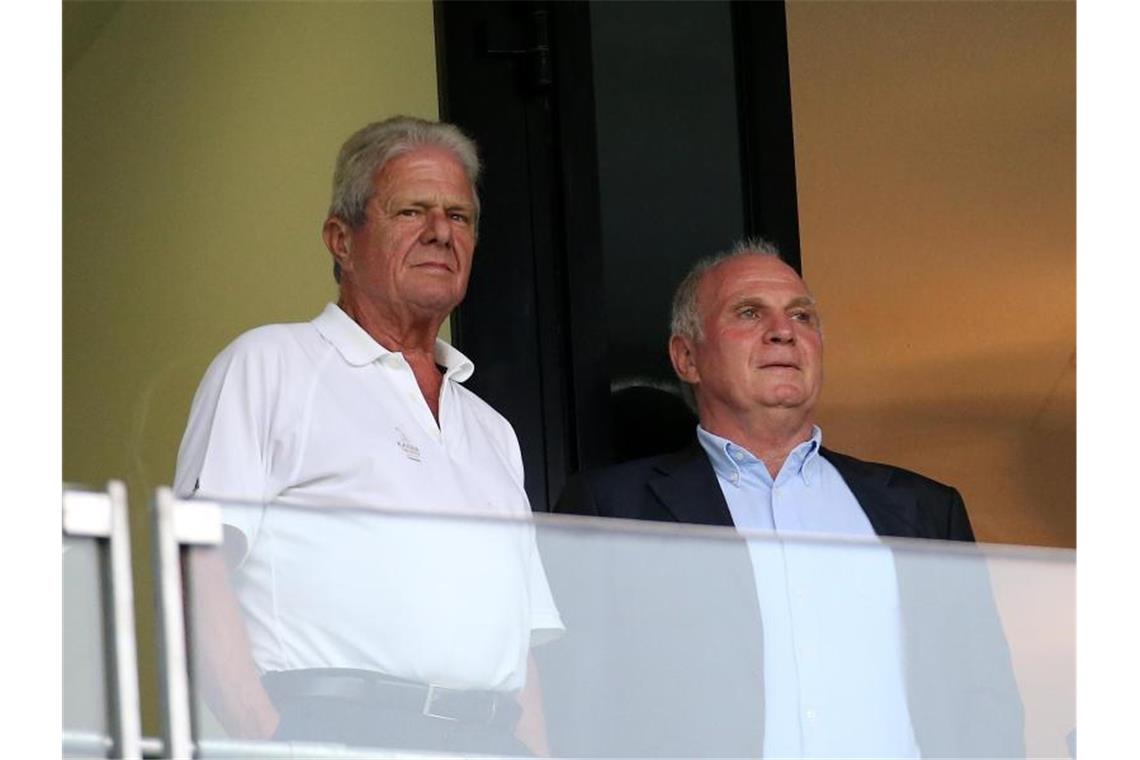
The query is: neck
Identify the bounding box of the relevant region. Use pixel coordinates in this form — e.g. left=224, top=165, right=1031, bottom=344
left=337, top=291, right=444, bottom=357
left=699, top=406, right=815, bottom=479
left=338, top=292, right=449, bottom=423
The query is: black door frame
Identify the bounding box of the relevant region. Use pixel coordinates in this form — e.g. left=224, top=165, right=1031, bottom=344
left=435, top=0, right=799, bottom=510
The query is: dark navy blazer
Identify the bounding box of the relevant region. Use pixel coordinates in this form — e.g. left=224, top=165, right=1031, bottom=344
left=547, top=443, right=1024, bottom=759
left=555, top=442, right=976, bottom=541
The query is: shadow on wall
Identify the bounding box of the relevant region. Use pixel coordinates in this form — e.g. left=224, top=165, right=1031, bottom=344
left=63, top=1, right=124, bottom=75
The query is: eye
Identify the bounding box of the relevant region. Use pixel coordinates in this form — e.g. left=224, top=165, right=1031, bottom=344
left=397, top=208, right=420, bottom=218
left=737, top=307, right=758, bottom=319
left=790, top=309, right=817, bottom=325
left=448, top=212, right=470, bottom=224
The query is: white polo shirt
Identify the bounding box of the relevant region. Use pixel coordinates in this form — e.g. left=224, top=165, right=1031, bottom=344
left=174, top=303, right=563, bottom=690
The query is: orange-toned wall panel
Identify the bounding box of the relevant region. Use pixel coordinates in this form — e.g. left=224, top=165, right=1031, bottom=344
left=786, top=1, right=1075, bottom=546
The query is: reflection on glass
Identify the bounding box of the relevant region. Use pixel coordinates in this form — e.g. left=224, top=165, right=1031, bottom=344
left=746, top=537, right=918, bottom=757
left=187, top=500, right=559, bottom=756
left=182, top=500, right=1072, bottom=759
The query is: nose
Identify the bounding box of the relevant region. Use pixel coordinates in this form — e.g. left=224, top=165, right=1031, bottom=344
left=419, top=208, right=452, bottom=246
left=764, top=314, right=795, bottom=345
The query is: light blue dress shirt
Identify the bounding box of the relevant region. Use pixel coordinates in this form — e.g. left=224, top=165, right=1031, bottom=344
left=697, top=425, right=920, bottom=758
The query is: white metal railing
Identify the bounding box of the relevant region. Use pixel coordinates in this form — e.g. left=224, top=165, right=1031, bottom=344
left=64, top=485, right=1075, bottom=758
left=63, top=482, right=142, bottom=760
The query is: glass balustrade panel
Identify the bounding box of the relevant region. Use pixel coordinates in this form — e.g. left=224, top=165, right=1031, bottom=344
left=182, top=498, right=1073, bottom=759
left=63, top=535, right=110, bottom=756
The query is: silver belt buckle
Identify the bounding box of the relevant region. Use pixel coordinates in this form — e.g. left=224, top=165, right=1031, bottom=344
left=422, top=684, right=459, bottom=722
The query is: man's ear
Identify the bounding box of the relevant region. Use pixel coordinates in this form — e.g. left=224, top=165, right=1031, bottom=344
left=669, top=334, right=700, bottom=385
left=322, top=216, right=353, bottom=275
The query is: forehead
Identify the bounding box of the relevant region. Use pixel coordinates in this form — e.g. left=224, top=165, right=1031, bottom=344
left=700, top=255, right=811, bottom=308
left=373, top=146, right=473, bottom=201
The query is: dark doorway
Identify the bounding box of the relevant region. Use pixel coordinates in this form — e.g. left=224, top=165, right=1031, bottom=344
left=435, top=0, right=800, bottom=510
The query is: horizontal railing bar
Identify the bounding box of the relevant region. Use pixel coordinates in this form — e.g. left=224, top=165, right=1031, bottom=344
left=62, top=730, right=110, bottom=757
left=197, top=738, right=487, bottom=759
left=62, top=732, right=166, bottom=759
left=140, top=736, right=164, bottom=758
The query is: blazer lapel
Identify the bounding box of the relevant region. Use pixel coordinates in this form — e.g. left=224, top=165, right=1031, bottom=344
left=641, top=443, right=929, bottom=537
left=647, top=444, right=735, bottom=527
left=821, top=447, right=924, bottom=539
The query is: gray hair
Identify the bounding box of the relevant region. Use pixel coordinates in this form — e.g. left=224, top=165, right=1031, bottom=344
left=670, top=237, right=784, bottom=342
left=328, top=116, right=482, bottom=282
left=670, top=238, right=790, bottom=413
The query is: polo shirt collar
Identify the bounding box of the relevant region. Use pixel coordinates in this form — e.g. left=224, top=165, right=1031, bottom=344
left=433, top=339, right=475, bottom=383
left=312, top=303, right=475, bottom=382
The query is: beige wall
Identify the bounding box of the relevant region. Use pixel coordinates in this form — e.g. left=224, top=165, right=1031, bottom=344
left=786, top=1, right=1075, bottom=547
left=63, top=0, right=439, bottom=729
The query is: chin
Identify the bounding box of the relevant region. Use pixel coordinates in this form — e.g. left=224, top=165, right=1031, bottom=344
left=411, top=291, right=463, bottom=314
left=757, top=384, right=805, bottom=402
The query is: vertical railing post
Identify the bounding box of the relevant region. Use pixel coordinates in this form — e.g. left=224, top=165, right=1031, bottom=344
left=152, top=487, right=222, bottom=759
left=63, top=483, right=143, bottom=759
left=105, top=480, right=142, bottom=760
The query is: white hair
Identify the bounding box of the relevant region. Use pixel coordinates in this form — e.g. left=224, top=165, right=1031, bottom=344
left=327, top=116, right=481, bottom=282
left=669, top=237, right=783, bottom=342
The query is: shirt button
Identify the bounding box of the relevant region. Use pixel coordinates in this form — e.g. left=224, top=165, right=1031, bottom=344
left=805, top=708, right=817, bottom=721
left=733, top=450, right=745, bottom=461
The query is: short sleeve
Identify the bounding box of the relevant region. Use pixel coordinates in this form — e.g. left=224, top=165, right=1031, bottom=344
left=173, top=335, right=275, bottom=550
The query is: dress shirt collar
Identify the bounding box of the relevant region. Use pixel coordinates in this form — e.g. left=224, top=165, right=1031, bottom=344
left=312, top=302, right=475, bottom=382
left=697, top=424, right=824, bottom=486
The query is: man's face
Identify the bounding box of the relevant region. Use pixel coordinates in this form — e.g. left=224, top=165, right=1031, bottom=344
left=673, top=254, right=824, bottom=420
left=336, top=146, right=477, bottom=319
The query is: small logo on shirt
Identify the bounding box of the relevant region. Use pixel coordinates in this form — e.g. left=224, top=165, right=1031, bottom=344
left=395, top=427, right=422, bottom=463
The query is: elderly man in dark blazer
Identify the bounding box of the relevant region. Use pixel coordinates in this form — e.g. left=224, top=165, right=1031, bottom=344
left=550, top=239, right=1023, bottom=758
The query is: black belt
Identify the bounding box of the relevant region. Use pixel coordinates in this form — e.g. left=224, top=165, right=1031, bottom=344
left=262, top=668, right=518, bottom=727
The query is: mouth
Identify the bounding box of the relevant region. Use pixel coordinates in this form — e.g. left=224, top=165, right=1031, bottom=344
left=412, top=262, right=454, bottom=273
left=758, top=362, right=800, bottom=371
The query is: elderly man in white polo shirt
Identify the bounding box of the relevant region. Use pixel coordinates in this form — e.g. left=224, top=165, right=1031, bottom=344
left=175, top=116, right=562, bottom=755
